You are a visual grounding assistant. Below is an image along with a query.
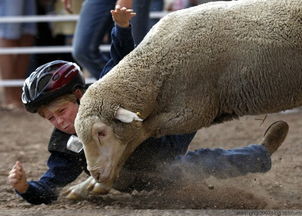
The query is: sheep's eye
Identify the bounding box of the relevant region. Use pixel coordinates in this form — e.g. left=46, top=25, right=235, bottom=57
left=98, top=131, right=106, bottom=137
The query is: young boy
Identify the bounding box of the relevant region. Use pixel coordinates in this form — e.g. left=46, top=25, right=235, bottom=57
left=8, top=6, right=289, bottom=205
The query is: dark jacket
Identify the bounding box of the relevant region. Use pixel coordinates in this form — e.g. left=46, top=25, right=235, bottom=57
left=18, top=25, right=196, bottom=204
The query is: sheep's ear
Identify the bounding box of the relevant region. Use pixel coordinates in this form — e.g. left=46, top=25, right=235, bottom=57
left=115, top=108, right=143, bottom=123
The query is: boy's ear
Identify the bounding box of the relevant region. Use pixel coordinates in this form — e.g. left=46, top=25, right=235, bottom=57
left=73, top=89, right=84, bottom=99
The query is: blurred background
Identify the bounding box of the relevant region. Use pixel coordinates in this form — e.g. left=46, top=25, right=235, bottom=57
left=0, top=0, right=231, bottom=111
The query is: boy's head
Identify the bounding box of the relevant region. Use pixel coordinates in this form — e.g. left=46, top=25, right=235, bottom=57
left=37, top=93, right=82, bottom=134
left=22, top=60, right=85, bottom=113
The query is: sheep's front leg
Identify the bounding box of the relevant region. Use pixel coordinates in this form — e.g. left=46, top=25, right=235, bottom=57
left=63, top=176, right=110, bottom=200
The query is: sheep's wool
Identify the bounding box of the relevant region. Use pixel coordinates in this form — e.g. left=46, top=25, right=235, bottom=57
left=75, top=0, right=302, bottom=189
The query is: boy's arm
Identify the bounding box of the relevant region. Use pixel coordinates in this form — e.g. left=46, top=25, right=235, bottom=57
left=99, top=26, right=134, bottom=78
left=99, top=6, right=136, bottom=78
left=17, top=152, right=84, bottom=205
left=8, top=161, right=29, bottom=193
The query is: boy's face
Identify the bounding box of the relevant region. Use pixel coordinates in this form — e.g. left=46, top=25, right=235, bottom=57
left=39, top=101, right=79, bottom=134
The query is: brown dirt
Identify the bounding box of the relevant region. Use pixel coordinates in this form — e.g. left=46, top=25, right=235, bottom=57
left=1, top=109, right=302, bottom=214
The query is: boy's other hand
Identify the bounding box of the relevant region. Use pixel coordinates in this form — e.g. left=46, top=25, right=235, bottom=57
left=8, top=161, right=29, bottom=193
left=111, top=5, right=136, bottom=28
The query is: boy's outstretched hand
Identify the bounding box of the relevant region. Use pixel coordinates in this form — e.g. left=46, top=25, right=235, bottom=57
left=8, top=161, right=29, bottom=193
left=111, top=5, right=136, bottom=28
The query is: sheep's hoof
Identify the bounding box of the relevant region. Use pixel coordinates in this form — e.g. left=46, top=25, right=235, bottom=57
left=91, top=182, right=110, bottom=195
left=62, top=184, right=88, bottom=200
left=62, top=177, right=110, bottom=200
left=65, top=191, right=83, bottom=200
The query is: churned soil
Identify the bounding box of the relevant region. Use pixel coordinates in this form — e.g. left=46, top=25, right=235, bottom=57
left=1, top=108, right=302, bottom=215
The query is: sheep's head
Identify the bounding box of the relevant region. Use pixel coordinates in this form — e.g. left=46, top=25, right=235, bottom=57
left=75, top=107, right=146, bottom=191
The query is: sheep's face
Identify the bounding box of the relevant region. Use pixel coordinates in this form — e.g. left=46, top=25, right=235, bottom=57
left=84, top=120, right=126, bottom=188
left=75, top=108, right=146, bottom=190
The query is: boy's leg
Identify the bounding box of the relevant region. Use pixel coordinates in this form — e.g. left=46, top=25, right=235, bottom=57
left=260, top=121, right=289, bottom=155
left=113, top=121, right=288, bottom=190
left=113, top=133, right=196, bottom=191
left=113, top=144, right=268, bottom=191
left=171, top=144, right=272, bottom=180
left=166, top=121, right=289, bottom=180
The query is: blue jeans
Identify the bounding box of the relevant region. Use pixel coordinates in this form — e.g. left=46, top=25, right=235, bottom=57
left=131, top=0, right=152, bottom=45
left=72, top=0, right=116, bottom=79
left=124, top=131, right=271, bottom=180
left=132, top=0, right=163, bottom=45
left=149, top=0, right=164, bottom=29
left=118, top=133, right=271, bottom=191
left=0, top=0, right=37, bottom=39
left=169, top=144, right=271, bottom=180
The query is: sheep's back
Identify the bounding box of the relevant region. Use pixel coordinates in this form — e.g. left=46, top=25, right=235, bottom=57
left=93, top=0, right=302, bottom=121
left=131, top=0, right=302, bottom=112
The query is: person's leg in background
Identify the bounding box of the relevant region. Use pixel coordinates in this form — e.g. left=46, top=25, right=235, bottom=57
left=0, top=39, right=18, bottom=108
left=16, top=34, right=35, bottom=76
left=0, top=0, right=36, bottom=109
left=149, top=0, right=164, bottom=29
left=72, top=0, right=116, bottom=79
left=131, top=0, right=152, bottom=45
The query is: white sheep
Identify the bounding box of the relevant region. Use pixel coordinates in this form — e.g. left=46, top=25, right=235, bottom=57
left=75, top=0, right=302, bottom=192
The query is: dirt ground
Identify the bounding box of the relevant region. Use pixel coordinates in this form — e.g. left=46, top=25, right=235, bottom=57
left=1, top=108, right=302, bottom=215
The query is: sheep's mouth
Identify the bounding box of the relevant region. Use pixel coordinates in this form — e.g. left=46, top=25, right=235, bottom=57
left=90, top=166, right=115, bottom=185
